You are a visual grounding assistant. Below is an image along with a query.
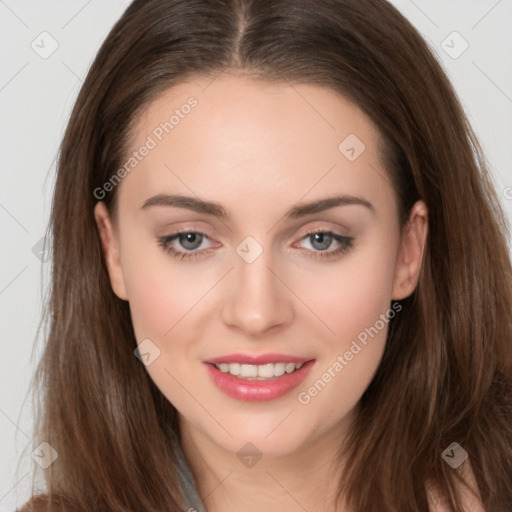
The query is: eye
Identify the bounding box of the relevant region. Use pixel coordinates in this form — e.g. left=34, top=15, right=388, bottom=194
left=157, top=230, right=213, bottom=261
left=157, top=228, right=354, bottom=262
left=294, top=229, right=354, bottom=259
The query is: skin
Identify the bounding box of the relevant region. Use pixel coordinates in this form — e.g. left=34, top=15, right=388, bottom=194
left=95, top=72, right=432, bottom=511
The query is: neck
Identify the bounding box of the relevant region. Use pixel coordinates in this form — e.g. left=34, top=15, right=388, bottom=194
left=179, top=416, right=354, bottom=512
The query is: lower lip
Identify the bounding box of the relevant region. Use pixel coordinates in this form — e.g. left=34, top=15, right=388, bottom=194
left=203, top=361, right=315, bottom=402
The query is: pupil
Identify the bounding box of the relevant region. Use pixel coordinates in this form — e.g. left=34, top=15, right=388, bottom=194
left=181, top=233, right=202, bottom=250
left=312, top=233, right=331, bottom=250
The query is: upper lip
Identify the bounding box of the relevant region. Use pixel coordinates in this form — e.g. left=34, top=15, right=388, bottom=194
left=204, top=353, right=313, bottom=365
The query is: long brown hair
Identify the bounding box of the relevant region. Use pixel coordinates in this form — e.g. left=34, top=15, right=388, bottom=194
left=21, top=0, right=512, bottom=510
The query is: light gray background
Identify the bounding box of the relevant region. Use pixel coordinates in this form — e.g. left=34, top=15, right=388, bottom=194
left=1, top=1, right=511, bottom=510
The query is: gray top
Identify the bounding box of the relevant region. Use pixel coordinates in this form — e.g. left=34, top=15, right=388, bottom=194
left=175, top=443, right=208, bottom=512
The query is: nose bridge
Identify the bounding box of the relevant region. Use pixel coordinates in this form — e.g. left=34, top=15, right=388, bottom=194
left=221, top=237, right=293, bottom=335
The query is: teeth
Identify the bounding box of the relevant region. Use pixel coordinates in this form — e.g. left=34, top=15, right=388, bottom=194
left=257, top=363, right=274, bottom=378
left=285, top=362, right=295, bottom=374
left=273, top=363, right=286, bottom=377
left=214, top=361, right=306, bottom=379
left=229, top=362, right=240, bottom=376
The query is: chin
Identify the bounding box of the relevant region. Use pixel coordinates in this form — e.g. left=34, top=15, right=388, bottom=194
left=197, top=410, right=320, bottom=460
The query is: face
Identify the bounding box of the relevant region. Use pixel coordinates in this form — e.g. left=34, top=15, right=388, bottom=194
left=95, top=73, right=427, bottom=458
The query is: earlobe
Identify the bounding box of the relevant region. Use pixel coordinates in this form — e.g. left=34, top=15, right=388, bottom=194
left=93, top=201, right=129, bottom=301
left=391, top=200, right=428, bottom=301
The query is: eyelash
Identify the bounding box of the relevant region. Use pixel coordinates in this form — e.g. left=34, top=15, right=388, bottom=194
left=157, top=228, right=354, bottom=261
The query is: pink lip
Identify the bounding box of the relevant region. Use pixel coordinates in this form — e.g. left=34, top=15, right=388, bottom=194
left=204, top=353, right=311, bottom=365
left=203, top=358, right=316, bottom=402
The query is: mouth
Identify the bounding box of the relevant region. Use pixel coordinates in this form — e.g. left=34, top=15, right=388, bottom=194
left=212, top=361, right=305, bottom=379
left=203, top=354, right=315, bottom=402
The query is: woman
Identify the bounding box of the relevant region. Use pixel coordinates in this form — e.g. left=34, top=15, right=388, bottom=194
left=20, top=0, right=512, bottom=511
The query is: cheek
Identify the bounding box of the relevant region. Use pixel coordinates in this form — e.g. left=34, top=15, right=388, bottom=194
left=118, top=232, right=206, bottom=343
left=124, top=263, right=214, bottom=347
left=295, top=238, right=398, bottom=347
left=293, top=240, right=398, bottom=408
left=123, top=227, right=399, bottom=360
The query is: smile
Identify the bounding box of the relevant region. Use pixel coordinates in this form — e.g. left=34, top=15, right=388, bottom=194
left=203, top=354, right=315, bottom=402
left=213, top=362, right=304, bottom=379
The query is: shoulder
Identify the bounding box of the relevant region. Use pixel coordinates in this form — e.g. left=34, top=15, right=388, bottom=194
left=427, top=460, right=486, bottom=512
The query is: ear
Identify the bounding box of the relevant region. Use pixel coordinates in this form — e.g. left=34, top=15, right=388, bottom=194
left=94, top=201, right=129, bottom=300
left=391, top=200, right=428, bottom=300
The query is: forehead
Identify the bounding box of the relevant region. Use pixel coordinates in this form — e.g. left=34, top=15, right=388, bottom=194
left=118, top=73, right=393, bottom=217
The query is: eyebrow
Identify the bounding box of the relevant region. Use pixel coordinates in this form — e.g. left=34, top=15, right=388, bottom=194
left=140, top=193, right=376, bottom=218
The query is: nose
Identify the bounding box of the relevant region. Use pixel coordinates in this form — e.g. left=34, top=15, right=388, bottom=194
left=220, top=247, right=294, bottom=338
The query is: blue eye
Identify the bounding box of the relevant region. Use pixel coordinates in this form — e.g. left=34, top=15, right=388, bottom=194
left=157, top=231, right=212, bottom=260
left=294, top=230, right=354, bottom=259
left=157, top=229, right=354, bottom=261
